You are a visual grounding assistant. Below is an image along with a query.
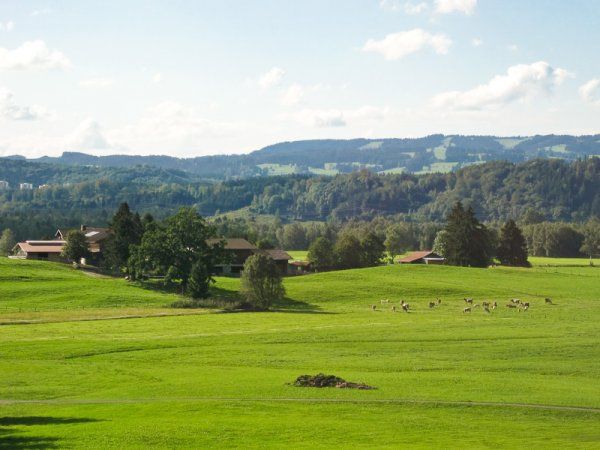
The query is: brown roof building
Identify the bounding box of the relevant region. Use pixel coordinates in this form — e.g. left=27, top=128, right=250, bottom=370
left=207, top=238, right=292, bottom=275
left=399, top=251, right=445, bottom=264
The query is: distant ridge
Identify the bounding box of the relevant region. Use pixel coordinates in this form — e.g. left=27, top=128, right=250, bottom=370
left=5, top=134, right=599, bottom=179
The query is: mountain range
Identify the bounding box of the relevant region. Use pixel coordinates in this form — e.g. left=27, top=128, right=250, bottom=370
left=6, top=134, right=599, bottom=180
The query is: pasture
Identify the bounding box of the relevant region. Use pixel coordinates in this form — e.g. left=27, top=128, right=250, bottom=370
left=0, top=257, right=599, bottom=448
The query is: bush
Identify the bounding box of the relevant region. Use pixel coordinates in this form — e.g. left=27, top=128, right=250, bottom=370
left=240, top=254, right=285, bottom=310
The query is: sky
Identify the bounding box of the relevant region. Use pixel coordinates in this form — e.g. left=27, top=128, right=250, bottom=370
left=0, top=0, right=599, bottom=158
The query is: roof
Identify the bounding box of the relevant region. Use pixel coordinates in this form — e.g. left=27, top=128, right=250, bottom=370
left=15, top=241, right=65, bottom=254
left=206, top=238, right=257, bottom=250
left=56, top=227, right=111, bottom=243
left=399, top=251, right=440, bottom=263
left=263, top=249, right=292, bottom=261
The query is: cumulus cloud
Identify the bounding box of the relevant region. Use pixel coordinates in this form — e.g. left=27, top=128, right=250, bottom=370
left=579, top=79, right=600, bottom=105
left=380, top=0, right=428, bottom=14
left=0, top=21, right=14, bottom=32
left=0, top=87, right=48, bottom=120
left=280, top=84, right=305, bottom=106
left=65, top=118, right=113, bottom=150
left=434, top=0, right=477, bottom=15
left=111, top=101, right=244, bottom=152
left=362, top=29, right=451, bottom=60
left=258, top=67, right=285, bottom=89
left=431, top=61, right=572, bottom=110
left=295, top=106, right=388, bottom=128
left=79, top=77, right=114, bottom=88
left=0, top=40, right=71, bottom=71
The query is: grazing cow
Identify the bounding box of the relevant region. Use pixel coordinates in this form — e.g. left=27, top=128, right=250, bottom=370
left=510, top=298, right=521, bottom=304
left=484, top=306, right=490, bottom=313
left=371, top=304, right=377, bottom=311
left=437, top=298, right=442, bottom=305
left=492, top=301, right=498, bottom=309
left=473, top=303, right=481, bottom=308
left=545, top=297, right=553, bottom=305
left=464, top=298, right=474, bottom=304
left=463, top=307, right=471, bottom=313
left=391, top=305, right=397, bottom=312
left=506, top=303, right=517, bottom=308
left=482, top=301, right=490, bottom=308
left=522, top=302, right=530, bottom=308
left=429, top=301, right=436, bottom=308
left=381, top=299, right=389, bottom=304
left=402, top=303, right=410, bottom=312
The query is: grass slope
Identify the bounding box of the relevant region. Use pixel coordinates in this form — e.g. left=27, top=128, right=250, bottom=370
left=0, top=258, right=599, bottom=448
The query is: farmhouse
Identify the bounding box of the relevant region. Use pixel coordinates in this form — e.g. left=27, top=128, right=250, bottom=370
left=13, top=225, right=113, bottom=263
left=12, top=240, right=66, bottom=261
left=207, top=238, right=292, bottom=275
left=399, top=251, right=445, bottom=265
left=55, top=226, right=112, bottom=255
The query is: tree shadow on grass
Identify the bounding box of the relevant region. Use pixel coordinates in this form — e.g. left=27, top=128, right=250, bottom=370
left=0, top=416, right=101, bottom=449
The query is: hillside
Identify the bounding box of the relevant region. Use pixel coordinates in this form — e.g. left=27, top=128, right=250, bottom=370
left=1, top=158, right=597, bottom=240
left=6, top=134, right=600, bottom=179
left=1, top=258, right=598, bottom=447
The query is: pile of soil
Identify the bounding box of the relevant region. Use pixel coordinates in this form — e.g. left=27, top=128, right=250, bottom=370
left=292, top=373, right=375, bottom=390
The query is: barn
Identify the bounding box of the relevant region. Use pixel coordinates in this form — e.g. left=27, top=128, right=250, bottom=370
left=399, top=251, right=445, bottom=265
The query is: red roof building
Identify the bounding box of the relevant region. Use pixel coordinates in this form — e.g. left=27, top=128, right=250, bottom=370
left=398, top=251, right=445, bottom=264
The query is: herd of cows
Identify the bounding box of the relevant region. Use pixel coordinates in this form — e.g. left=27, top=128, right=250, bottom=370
left=369, top=297, right=555, bottom=314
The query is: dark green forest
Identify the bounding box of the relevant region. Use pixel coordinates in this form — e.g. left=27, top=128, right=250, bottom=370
left=0, top=156, right=598, bottom=241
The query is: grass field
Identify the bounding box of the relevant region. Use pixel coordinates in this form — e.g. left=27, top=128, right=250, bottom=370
left=0, top=257, right=599, bottom=448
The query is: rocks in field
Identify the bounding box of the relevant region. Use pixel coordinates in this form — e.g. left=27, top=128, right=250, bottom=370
left=292, top=373, right=375, bottom=390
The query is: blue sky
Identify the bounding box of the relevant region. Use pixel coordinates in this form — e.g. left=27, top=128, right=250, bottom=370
left=0, top=0, right=599, bottom=157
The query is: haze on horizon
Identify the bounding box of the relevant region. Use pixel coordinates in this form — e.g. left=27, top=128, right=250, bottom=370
left=0, top=0, right=599, bottom=158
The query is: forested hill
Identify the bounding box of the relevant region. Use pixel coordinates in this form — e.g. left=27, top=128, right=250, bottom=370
left=6, top=134, right=600, bottom=179
left=0, top=158, right=598, bottom=240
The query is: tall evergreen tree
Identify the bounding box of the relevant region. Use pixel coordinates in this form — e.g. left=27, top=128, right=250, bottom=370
left=443, top=202, right=493, bottom=267
left=497, top=219, right=530, bottom=267
left=105, top=203, right=143, bottom=270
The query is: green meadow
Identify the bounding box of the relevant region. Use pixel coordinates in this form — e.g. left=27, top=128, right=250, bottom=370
left=0, top=257, right=599, bottom=448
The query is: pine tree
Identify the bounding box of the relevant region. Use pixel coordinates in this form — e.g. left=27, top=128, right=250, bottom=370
left=497, top=219, right=530, bottom=267
left=187, top=259, right=211, bottom=299
left=0, top=229, right=16, bottom=256
left=444, top=202, right=492, bottom=267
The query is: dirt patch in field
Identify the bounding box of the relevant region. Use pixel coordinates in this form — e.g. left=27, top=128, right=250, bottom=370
left=291, top=373, right=376, bottom=390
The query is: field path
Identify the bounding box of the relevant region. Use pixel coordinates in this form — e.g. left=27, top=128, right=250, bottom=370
left=1, top=397, right=598, bottom=413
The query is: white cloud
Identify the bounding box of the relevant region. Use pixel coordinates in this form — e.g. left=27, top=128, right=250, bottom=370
left=295, top=106, right=388, bottom=128
left=152, top=72, right=163, bottom=84
left=579, top=79, right=600, bottom=105
left=471, top=37, right=483, bottom=47
left=432, top=61, right=572, bottom=110
left=0, top=40, right=71, bottom=71
left=434, top=0, right=477, bottom=15
left=280, top=83, right=305, bottom=106
left=79, top=77, right=114, bottom=88
left=0, top=21, right=14, bottom=32
left=110, top=101, right=244, bottom=152
left=31, top=9, right=52, bottom=17
left=65, top=118, right=113, bottom=150
left=362, top=29, right=452, bottom=60
left=507, top=44, right=519, bottom=52
left=380, top=0, right=428, bottom=14
left=0, top=87, right=48, bottom=120
left=258, top=67, right=285, bottom=89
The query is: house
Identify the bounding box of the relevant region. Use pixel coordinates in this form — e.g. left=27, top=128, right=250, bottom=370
left=399, top=251, right=445, bottom=265
left=55, top=226, right=112, bottom=255
left=13, top=225, right=113, bottom=264
left=19, top=183, right=33, bottom=190
left=263, top=249, right=293, bottom=273
left=12, top=240, right=66, bottom=261
left=207, top=238, right=292, bottom=275
left=0, top=180, right=9, bottom=190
